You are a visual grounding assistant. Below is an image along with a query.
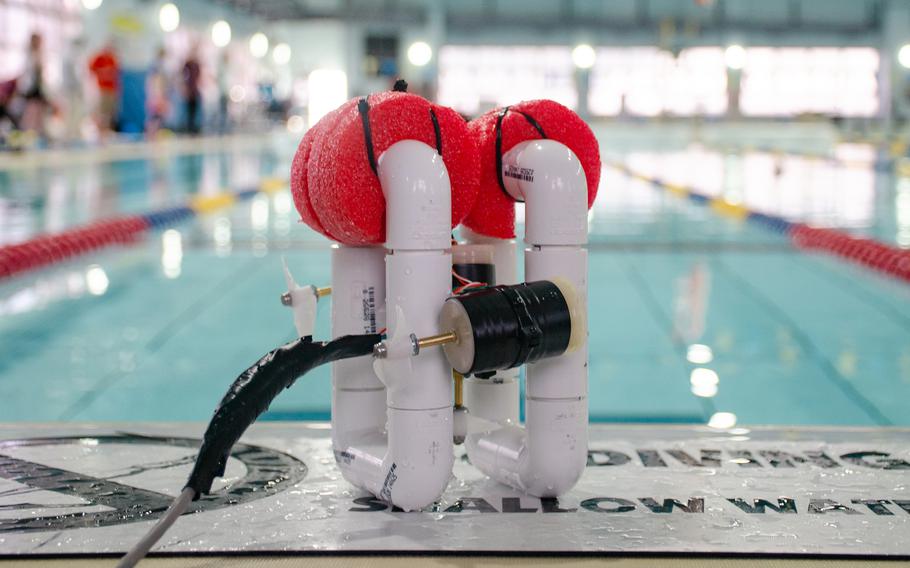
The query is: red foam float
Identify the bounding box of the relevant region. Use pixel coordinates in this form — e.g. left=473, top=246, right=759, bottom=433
left=462, top=99, right=601, bottom=239
left=290, top=101, right=356, bottom=240
left=291, top=91, right=479, bottom=245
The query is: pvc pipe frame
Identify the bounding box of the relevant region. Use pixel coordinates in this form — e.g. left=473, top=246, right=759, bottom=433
left=464, top=139, right=589, bottom=497
left=331, top=140, right=454, bottom=511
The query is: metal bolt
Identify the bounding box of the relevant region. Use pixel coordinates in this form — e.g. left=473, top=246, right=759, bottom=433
left=417, top=331, right=458, bottom=350
left=280, top=292, right=292, bottom=306
left=373, top=342, right=388, bottom=359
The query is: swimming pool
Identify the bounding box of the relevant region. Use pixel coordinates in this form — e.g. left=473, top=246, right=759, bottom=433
left=1, top=128, right=908, bottom=427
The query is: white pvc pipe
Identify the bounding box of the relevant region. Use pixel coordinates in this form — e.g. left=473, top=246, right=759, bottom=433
left=332, top=140, right=454, bottom=511
left=330, top=245, right=387, bottom=485
left=464, top=139, right=589, bottom=497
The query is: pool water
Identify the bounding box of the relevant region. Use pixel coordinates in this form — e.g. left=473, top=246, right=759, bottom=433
left=1, top=129, right=909, bottom=427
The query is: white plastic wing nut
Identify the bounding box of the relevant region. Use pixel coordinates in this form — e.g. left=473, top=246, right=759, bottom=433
left=371, top=305, right=417, bottom=386
left=281, top=258, right=319, bottom=338
left=372, top=306, right=418, bottom=359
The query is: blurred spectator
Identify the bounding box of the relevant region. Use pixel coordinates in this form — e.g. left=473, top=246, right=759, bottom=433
left=19, top=33, right=50, bottom=136
left=0, top=78, right=20, bottom=133
left=62, top=36, right=87, bottom=143
left=89, top=41, right=120, bottom=137
left=181, top=44, right=202, bottom=135
left=147, top=46, right=170, bottom=136
left=216, top=51, right=230, bottom=134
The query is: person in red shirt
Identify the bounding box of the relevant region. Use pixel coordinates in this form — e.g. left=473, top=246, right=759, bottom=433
left=89, top=42, right=119, bottom=136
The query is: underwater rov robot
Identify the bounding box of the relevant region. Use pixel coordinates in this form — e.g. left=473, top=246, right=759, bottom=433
left=117, top=85, right=600, bottom=566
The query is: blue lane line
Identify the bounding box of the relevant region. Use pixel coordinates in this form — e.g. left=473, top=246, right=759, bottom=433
left=747, top=212, right=795, bottom=235
left=141, top=206, right=196, bottom=230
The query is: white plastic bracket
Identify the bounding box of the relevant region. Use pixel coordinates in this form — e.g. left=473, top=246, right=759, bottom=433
left=281, top=258, right=319, bottom=338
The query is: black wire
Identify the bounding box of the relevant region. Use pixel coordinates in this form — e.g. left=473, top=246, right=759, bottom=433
left=452, top=262, right=495, bottom=290
left=184, top=334, right=381, bottom=497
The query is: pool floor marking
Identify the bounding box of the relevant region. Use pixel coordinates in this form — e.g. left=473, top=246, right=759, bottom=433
left=712, top=258, right=893, bottom=427
left=57, top=256, right=264, bottom=421
left=1, top=424, right=908, bottom=557
left=617, top=253, right=716, bottom=421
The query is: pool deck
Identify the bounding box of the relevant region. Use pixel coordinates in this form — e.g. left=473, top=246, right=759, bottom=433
left=1, top=423, right=908, bottom=561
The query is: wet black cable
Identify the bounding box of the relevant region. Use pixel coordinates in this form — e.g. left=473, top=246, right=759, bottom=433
left=118, top=333, right=381, bottom=567
left=185, top=334, right=381, bottom=496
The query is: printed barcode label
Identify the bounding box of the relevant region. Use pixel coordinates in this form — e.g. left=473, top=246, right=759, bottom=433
left=504, top=165, right=534, bottom=183
left=362, top=286, right=377, bottom=333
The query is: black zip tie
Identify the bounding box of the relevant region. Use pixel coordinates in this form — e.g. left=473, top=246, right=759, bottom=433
left=494, top=106, right=511, bottom=198
left=516, top=110, right=546, bottom=139
left=393, top=79, right=408, bottom=92
left=429, top=108, right=443, bottom=155
left=358, top=97, right=378, bottom=175
left=494, top=107, right=547, bottom=202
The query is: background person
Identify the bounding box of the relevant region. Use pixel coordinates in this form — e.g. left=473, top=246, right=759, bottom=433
left=147, top=46, right=170, bottom=136
left=181, top=44, right=202, bottom=135
left=18, top=33, right=50, bottom=138
left=62, top=36, right=87, bottom=144
left=89, top=41, right=120, bottom=137
left=216, top=51, right=230, bottom=134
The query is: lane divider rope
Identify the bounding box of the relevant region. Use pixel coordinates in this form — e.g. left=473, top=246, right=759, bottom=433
left=705, top=142, right=907, bottom=173
left=609, top=163, right=910, bottom=283
left=0, top=178, right=288, bottom=280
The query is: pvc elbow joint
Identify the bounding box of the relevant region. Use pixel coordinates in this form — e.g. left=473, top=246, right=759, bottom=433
left=466, top=398, right=588, bottom=498
left=501, top=139, right=589, bottom=247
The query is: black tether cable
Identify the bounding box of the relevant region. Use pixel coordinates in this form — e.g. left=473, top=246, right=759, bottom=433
left=119, top=333, right=381, bottom=567
left=185, top=334, right=381, bottom=496
left=494, top=107, right=548, bottom=201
